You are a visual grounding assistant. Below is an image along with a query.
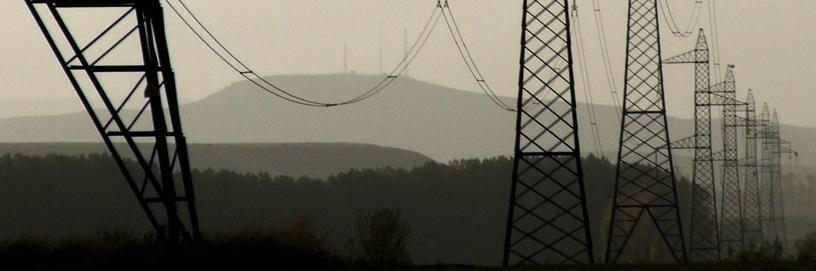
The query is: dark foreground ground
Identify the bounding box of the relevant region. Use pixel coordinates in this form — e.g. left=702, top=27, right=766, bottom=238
left=404, top=263, right=816, bottom=271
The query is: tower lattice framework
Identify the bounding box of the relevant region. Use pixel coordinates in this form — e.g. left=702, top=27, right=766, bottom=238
left=503, top=0, right=594, bottom=265
left=767, top=111, right=787, bottom=245
left=605, top=0, right=687, bottom=264
left=664, top=30, right=720, bottom=262
left=712, top=67, right=744, bottom=256
left=758, top=104, right=776, bottom=242
left=741, top=91, right=763, bottom=246
left=26, top=0, right=200, bottom=244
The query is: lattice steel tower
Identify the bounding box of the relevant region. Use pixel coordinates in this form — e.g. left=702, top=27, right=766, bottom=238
left=503, top=0, right=594, bottom=265
left=758, top=104, right=775, bottom=242
left=663, top=30, right=719, bottom=262
left=714, top=67, right=744, bottom=257
left=605, top=0, right=687, bottom=264
left=26, top=0, right=200, bottom=244
left=741, top=91, right=763, bottom=246
left=768, top=110, right=787, bottom=244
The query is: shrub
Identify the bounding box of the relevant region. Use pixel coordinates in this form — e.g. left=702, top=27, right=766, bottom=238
left=738, top=239, right=786, bottom=262
left=796, top=230, right=816, bottom=261
left=350, top=208, right=411, bottom=266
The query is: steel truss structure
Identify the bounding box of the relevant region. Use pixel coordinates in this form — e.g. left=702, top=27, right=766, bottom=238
left=740, top=91, right=763, bottom=247
left=711, top=67, right=744, bottom=257
left=26, top=0, right=199, bottom=244
left=761, top=110, right=790, bottom=246
left=663, top=30, right=720, bottom=262
left=758, top=105, right=775, bottom=242
left=605, top=0, right=687, bottom=264
left=503, top=0, right=594, bottom=265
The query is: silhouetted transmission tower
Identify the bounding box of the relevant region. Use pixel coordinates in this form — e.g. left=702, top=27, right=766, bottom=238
left=503, top=0, right=594, bottom=265
left=26, top=0, right=199, bottom=244
left=605, top=0, right=687, bottom=263
left=768, top=110, right=788, bottom=245
left=741, top=90, right=763, bottom=246
left=663, top=30, right=719, bottom=262
left=758, top=104, right=775, bottom=242
left=713, top=66, right=745, bottom=257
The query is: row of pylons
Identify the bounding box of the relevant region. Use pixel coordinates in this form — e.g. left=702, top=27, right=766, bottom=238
left=665, top=30, right=796, bottom=262
left=503, top=0, right=797, bottom=265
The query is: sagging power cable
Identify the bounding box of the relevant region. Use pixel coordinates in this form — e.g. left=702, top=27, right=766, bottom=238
left=706, top=0, right=724, bottom=79
left=165, top=0, right=442, bottom=107
left=658, top=0, right=705, bottom=38
left=589, top=0, right=621, bottom=123
left=571, top=3, right=612, bottom=198
left=439, top=1, right=515, bottom=112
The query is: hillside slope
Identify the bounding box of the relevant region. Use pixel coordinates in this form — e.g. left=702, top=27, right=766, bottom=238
left=0, top=74, right=811, bottom=165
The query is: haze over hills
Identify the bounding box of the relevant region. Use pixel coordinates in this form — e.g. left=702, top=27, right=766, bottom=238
left=0, top=74, right=812, bottom=167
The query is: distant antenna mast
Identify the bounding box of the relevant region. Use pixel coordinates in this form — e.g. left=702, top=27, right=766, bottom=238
left=344, top=42, right=348, bottom=74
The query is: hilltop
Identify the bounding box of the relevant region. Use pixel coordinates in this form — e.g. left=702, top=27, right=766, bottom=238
left=0, top=74, right=811, bottom=165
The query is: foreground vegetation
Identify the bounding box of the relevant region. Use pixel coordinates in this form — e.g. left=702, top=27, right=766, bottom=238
left=0, top=153, right=813, bottom=268
left=0, top=222, right=342, bottom=270
left=0, top=153, right=603, bottom=264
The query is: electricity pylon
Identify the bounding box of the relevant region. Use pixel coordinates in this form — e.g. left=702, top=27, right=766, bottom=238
left=741, top=91, right=763, bottom=247
left=768, top=110, right=789, bottom=246
left=758, top=104, right=775, bottom=242
left=758, top=105, right=793, bottom=246
left=663, top=30, right=719, bottom=262
left=26, top=0, right=200, bottom=244
left=503, top=0, right=594, bottom=265
left=711, top=66, right=744, bottom=257
left=605, top=0, right=687, bottom=264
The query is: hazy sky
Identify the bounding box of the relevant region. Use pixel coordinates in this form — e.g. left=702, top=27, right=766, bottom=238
left=1, top=0, right=815, bottom=126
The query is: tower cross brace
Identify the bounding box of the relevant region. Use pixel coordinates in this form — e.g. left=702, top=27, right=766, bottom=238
left=713, top=66, right=745, bottom=257
left=26, top=0, right=200, bottom=244
left=664, top=30, right=720, bottom=262
left=741, top=91, right=763, bottom=247
left=503, top=0, right=595, bottom=265
left=605, top=0, right=687, bottom=264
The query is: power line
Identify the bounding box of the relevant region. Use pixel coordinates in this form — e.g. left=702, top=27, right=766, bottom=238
left=590, top=0, right=621, bottom=123
left=658, top=0, right=704, bottom=38
left=571, top=3, right=611, bottom=198
left=166, top=0, right=443, bottom=107
left=707, top=0, right=724, bottom=79
left=440, top=1, right=514, bottom=111
left=165, top=0, right=332, bottom=107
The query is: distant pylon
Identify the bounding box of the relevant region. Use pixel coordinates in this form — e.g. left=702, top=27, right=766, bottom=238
left=758, top=104, right=776, bottom=242
left=502, top=0, right=594, bottom=265
left=605, top=0, right=687, bottom=264
left=713, top=66, right=744, bottom=257
left=741, top=91, right=763, bottom=247
left=664, top=29, right=720, bottom=262
left=769, top=110, right=788, bottom=246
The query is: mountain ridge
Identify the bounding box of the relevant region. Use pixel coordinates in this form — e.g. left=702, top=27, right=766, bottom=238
left=0, top=74, right=811, bottom=165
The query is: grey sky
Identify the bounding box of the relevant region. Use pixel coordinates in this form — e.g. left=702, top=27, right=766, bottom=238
left=1, top=0, right=814, bottom=126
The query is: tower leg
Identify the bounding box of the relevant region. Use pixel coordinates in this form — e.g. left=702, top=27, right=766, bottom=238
left=605, top=0, right=687, bottom=264
left=26, top=0, right=200, bottom=244
left=503, top=0, right=594, bottom=265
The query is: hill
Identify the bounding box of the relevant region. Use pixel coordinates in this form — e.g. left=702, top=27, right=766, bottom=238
left=0, top=142, right=432, bottom=178
left=0, top=74, right=812, bottom=166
